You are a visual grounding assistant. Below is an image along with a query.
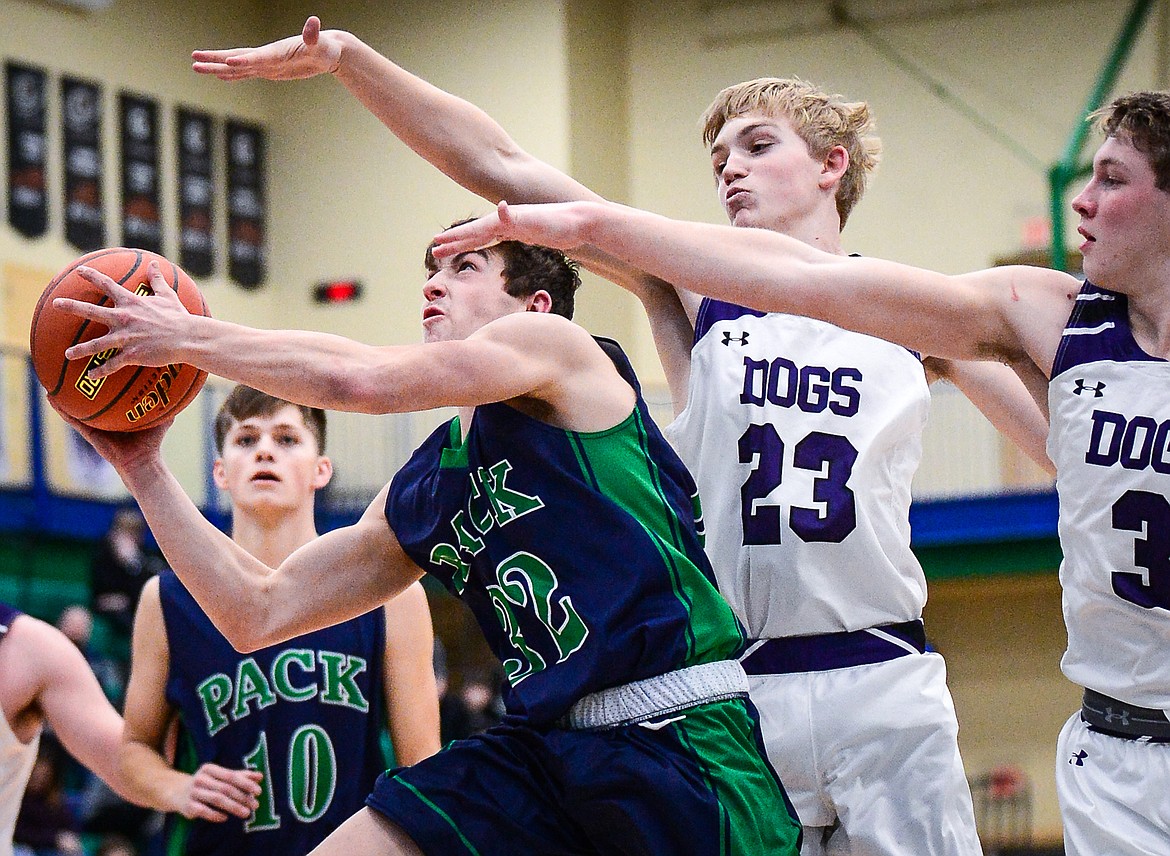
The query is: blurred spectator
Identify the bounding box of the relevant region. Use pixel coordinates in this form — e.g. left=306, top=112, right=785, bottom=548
left=88, top=508, right=163, bottom=672
left=55, top=606, right=122, bottom=704
left=440, top=669, right=504, bottom=743
left=13, top=735, right=83, bottom=856
left=93, top=834, right=136, bottom=856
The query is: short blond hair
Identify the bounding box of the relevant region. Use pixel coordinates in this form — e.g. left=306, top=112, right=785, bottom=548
left=701, top=77, right=882, bottom=228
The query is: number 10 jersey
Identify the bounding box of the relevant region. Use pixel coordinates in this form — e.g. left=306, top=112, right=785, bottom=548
left=665, top=299, right=931, bottom=639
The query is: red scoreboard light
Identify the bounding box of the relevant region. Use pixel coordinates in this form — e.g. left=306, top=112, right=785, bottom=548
left=313, top=279, right=363, bottom=304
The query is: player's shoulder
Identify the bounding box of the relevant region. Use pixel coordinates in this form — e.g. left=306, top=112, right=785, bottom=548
left=959, top=264, right=1080, bottom=298
left=477, top=311, right=602, bottom=361
left=479, top=309, right=583, bottom=340
left=3, top=613, right=83, bottom=683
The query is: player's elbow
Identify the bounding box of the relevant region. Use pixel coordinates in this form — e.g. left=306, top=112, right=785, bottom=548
left=328, top=370, right=404, bottom=415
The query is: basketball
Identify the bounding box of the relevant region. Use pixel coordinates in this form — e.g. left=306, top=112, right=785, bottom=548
left=30, top=247, right=210, bottom=432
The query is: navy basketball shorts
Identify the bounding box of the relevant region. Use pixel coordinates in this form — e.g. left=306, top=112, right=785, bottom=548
left=366, top=696, right=801, bottom=855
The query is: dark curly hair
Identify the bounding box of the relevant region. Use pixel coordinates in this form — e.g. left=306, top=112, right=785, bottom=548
left=426, top=219, right=581, bottom=319
left=1092, top=91, right=1170, bottom=191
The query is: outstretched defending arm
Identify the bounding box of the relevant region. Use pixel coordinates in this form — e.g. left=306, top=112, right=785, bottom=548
left=190, top=17, right=701, bottom=405
left=433, top=200, right=1079, bottom=378
left=193, top=16, right=595, bottom=208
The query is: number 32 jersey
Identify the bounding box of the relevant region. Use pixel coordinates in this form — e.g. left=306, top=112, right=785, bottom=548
left=665, top=299, right=931, bottom=639
left=1049, top=282, right=1170, bottom=709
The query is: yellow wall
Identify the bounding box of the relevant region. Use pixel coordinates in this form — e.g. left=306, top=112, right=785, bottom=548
left=924, top=574, right=1078, bottom=843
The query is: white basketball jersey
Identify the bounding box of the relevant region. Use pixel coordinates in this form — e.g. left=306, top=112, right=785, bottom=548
left=665, top=299, right=930, bottom=638
left=0, top=612, right=38, bottom=856
left=1049, top=283, right=1170, bottom=709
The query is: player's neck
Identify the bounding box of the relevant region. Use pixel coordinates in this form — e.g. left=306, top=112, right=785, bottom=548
left=1109, top=258, right=1170, bottom=358
left=230, top=504, right=319, bottom=567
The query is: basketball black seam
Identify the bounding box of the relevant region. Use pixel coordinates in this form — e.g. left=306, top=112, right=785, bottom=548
left=31, top=247, right=129, bottom=396
left=42, top=249, right=145, bottom=397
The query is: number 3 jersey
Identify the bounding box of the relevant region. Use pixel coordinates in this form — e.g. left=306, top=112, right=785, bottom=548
left=1049, top=282, right=1170, bottom=709
left=665, top=300, right=931, bottom=639
left=385, top=338, right=745, bottom=727
left=159, top=571, right=387, bottom=856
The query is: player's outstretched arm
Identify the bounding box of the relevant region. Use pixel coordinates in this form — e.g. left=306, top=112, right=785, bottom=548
left=63, top=418, right=422, bottom=652
left=381, top=584, right=441, bottom=766
left=195, top=17, right=595, bottom=210
left=55, top=262, right=634, bottom=422
left=193, top=17, right=702, bottom=381
left=433, top=200, right=1078, bottom=373
left=120, top=579, right=263, bottom=820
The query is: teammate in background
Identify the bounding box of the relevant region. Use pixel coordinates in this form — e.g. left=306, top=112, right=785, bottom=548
left=119, top=385, right=440, bottom=854
left=432, top=89, right=1170, bottom=856
left=0, top=601, right=142, bottom=855
left=188, top=19, right=1055, bottom=854
left=53, top=232, right=800, bottom=856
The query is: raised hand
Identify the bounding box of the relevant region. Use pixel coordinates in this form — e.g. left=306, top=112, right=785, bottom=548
left=179, top=764, right=264, bottom=822
left=192, top=16, right=342, bottom=81
left=53, top=407, right=171, bottom=475
left=431, top=200, right=595, bottom=259
left=54, top=260, right=194, bottom=378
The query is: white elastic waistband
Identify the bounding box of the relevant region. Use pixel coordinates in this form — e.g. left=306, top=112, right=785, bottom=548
left=561, top=660, right=749, bottom=731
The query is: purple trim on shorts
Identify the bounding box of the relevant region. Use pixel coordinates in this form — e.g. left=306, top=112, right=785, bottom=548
left=740, top=620, right=926, bottom=675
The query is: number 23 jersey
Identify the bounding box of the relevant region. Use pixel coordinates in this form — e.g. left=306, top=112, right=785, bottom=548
left=1049, top=282, right=1170, bottom=709
left=665, top=300, right=931, bottom=639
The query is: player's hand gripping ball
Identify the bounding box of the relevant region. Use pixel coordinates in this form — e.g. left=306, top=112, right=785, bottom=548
left=30, top=248, right=210, bottom=432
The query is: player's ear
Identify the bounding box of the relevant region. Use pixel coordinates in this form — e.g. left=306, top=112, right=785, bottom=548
left=819, top=145, right=849, bottom=189
left=313, top=456, right=334, bottom=490
left=526, top=290, right=553, bottom=314
left=212, top=458, right=228, bottom=489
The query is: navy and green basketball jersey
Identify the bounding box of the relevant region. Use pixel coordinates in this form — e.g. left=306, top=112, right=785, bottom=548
left=159, top=571, right=387, bottom=855
left=385, top=338, right=746, bottom=727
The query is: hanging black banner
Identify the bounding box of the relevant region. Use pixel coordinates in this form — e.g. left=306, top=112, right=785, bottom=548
left=120, top=93, right=161, bottom=254
left=177, top=108, right=214, bottom=277
left=62, top=77, right=105, bottom=252
left=225, top=120, right=266, bottom=288
left=7, top=63, right=48, bottom=239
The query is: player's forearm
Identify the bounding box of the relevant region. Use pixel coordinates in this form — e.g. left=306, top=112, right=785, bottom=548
left=119, top=740, right=194, bottom=814
left=572, top=201, right=995, bottom=360
left=116, top=456, right=282, bottom=649
left=331, top=32, right=562, bottom=204
left=178, top=316, right=419, bottom=414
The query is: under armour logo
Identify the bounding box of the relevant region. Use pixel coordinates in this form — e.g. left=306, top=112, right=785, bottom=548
left=1073, top=379, right=1106, bottom=397
left=722, top=331, right=749, bottom=346
left=1069, top=750, right=1089, bottom=766
left=1103, top=707, right=1130, bottom=726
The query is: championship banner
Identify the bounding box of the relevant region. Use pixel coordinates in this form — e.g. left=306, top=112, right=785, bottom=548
left=225, top=120, right=266, bottom=288
left=177, top=108, right=214, bottom=276
left=119, top=93, right=162, bottom=253
left=62, top=77, right=105, bottom=252
left=7, top=63, right=48, bottom=238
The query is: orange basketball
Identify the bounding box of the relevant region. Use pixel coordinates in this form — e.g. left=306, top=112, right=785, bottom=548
left=30, top=247, right=210, bottom=432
